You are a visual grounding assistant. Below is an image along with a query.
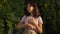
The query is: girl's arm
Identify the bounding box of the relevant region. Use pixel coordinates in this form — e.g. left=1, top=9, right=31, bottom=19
left=17, top=21, right=36, bottom=29
left=35, top=24, right=43, bottom=34
left=17, top=15, right=37, bottom=29
left=30, top=17, right=43, bottom=34
left=30, top=21, right=43, bottom=34
left=17, top=15, right=26, bottom=29
left=17, top=21, right=26, bottom=29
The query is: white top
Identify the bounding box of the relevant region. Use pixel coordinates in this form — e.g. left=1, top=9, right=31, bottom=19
left=20, top=15, right=43, bottom=31
left=21, top=15, right=43, bottom=24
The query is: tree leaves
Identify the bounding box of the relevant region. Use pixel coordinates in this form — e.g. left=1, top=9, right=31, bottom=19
left=0, top=0, right=60, bottom=34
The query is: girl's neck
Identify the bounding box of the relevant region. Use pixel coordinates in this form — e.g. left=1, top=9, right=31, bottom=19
left=30, top=13, right=33, bottom=16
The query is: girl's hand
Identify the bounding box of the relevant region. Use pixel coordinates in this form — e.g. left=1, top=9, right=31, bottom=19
left=29, top=18, right=37, bottom=26
left=26, top=24, right=36, bottom=29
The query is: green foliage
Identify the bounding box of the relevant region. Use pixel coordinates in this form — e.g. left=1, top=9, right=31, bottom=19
left=0, top=0, right=60, bottom=34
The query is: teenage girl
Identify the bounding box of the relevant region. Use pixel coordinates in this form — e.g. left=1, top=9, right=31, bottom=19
left=17, top=2, right=43, bottom=34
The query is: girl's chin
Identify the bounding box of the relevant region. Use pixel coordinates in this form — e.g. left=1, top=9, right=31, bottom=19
left=28, top=11, right=33, bottom=13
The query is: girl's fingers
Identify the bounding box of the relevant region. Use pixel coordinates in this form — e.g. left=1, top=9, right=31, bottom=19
left=27, top=24, right=36, bottom=29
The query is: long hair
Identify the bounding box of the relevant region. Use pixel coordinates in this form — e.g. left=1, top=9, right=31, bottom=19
left=24, top=2, right=40, bottom=18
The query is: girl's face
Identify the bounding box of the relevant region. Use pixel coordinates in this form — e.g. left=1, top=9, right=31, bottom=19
left=27, top=4, right=34, bottom=13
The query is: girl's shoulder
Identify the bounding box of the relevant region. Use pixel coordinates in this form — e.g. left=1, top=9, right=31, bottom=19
left=22, top=15, right=27, bottom=18
left=38, top=16, right=43, bottom=24
left=38, top=16, right=42, bottom=19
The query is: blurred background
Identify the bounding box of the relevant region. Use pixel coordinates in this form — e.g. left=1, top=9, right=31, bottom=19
left=0, top=0, right=60, bottom=34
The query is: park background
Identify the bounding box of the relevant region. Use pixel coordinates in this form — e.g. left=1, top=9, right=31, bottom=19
left=0, top=0, right=60, bottom=34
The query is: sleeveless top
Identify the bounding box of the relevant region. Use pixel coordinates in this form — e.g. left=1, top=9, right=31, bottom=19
left=20, top=15, right=43, bottom=31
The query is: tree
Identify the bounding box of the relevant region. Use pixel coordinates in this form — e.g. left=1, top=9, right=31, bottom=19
left=0, top=0, right=60, bottom=34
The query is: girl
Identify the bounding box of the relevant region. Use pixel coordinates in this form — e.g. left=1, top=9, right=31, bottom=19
left=17, top=2, right=43, bottom=34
